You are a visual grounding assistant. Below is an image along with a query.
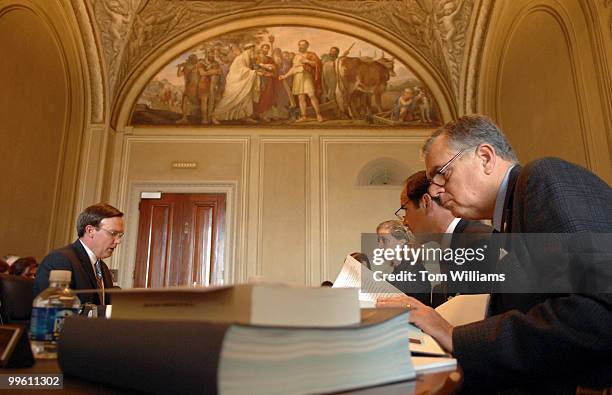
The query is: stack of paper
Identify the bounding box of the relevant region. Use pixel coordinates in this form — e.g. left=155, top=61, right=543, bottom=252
left=219, top=309, right=415, bottom=394
left=333, top=255, right=404, bottom=306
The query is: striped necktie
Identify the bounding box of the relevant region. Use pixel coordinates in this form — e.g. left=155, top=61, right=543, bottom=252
left=94, top=260, right=105, bottom=305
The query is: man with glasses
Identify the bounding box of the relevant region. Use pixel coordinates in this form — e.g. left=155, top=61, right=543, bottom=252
left=379, top=170, right=491, bottom=307
left=390, top=115, right=612, bottom=392
left=34, top=203, right=124, bottom=305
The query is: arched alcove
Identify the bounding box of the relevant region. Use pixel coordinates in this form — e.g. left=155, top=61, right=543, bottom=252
left=356, top=157, right=411, bottom=186
left=478, top=0, right=612, bottom=182
left=0, top=0, right=88, bottom=257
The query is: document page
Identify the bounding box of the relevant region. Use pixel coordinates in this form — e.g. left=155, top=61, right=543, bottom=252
left=333, top=255, right=404, bottom=302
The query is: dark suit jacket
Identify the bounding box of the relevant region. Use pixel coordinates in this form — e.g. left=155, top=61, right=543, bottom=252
left=431, top=219, right=492, bottom=307
left=34, top=240, right=114, bottom=305
left=453, top=158, right=612, bottom=392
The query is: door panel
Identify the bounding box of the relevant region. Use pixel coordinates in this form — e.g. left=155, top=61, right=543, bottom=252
left=191, top=204, right=212, bottom=285
left=134, top=193, right=225, bottom=288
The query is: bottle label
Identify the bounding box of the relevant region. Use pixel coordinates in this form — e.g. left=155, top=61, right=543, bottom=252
left=30, top=307, right=79, bottom=342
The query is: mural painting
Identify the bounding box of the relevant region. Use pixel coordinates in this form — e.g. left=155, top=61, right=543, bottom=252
left=131, top=26, right=441, bottom=127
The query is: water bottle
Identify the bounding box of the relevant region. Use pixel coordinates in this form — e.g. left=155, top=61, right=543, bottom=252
left=29, top=270, right=81, bottom=358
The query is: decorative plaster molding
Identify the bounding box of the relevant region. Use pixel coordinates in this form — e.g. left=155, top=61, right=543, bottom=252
left=463, top=0, right=494, bottom=114
left=596, top=0, right=612, bottom=39
left=90, top=0, right=140, bottom=96
left=71, top=0, right=105, bottom=123
left=307, top=0, right=475, bottom=98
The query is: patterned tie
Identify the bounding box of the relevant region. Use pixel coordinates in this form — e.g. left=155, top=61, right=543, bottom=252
left=94, top=260, right=105, bottom=305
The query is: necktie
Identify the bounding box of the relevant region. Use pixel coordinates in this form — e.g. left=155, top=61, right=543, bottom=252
left=94, top=260, right=105, bottom=305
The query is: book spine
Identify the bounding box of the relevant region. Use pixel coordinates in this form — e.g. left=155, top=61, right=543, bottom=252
left=58, top=317, right=231, bottom=394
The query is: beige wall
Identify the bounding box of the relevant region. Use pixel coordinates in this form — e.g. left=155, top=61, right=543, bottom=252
left=479, top=0, right=612, bottom=183
left=0, top=1, right=86, bottom=260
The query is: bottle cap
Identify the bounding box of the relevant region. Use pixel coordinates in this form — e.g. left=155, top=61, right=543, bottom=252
left=49, top=270, right=72, bottom=283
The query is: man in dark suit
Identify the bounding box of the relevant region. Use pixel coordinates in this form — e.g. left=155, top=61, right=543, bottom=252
left=393, top=115, right=612, bottom=392
left=34, top=203, right=124, bottom=305
left=378, top=170, right=491, bottom=307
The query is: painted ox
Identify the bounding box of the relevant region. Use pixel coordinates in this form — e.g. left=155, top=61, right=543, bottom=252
left=334, top=56, right=395, bottom=119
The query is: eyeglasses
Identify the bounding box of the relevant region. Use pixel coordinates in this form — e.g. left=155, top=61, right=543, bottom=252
left=428, top=146, right=474, bottom=187
left=98, top=227, right=125, bottom=239
left=394, top=204, right=406, bottom=221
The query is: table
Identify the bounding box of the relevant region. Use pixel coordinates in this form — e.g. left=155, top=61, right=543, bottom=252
left=3, top=359, right=462, bottom=394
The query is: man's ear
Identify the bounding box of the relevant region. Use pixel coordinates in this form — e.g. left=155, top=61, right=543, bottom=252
left=476, top=144, right=496, bottom=175
left=422, top=194, right=433, bottom=213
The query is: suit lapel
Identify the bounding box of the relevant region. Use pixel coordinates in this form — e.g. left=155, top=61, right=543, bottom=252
left=450, top=219, right=468, bottom=247
left=501, top=166, right=521, bottom=233
left=71, top=240, right=99, bottom=290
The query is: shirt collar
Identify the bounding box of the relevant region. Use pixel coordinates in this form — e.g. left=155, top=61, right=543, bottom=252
left=440, top=217, right=461, bottom=250
left=79, top=239, right=98, bottom=266
left=493, top=164, right=517, bottom=231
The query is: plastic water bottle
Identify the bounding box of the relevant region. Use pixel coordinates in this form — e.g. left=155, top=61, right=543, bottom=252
left=29, top=270, right=81, bottom=358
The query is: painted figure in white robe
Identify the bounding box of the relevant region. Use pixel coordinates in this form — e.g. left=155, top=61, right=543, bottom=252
left=212, top=44, right=260, bottom=123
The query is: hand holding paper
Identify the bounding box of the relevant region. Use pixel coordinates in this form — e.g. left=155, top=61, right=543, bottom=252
left=378, top=295, right=454, bottom=354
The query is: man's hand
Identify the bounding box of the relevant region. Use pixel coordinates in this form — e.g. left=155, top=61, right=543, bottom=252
left=377, top=295, right=455, bottom=353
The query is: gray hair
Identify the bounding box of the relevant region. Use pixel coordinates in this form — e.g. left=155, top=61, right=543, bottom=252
left=376, top=220, right=412, bottom=242
left=422, top=115, right=518, bottom=163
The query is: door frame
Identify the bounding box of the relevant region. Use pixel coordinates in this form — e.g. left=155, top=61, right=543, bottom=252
left=117, top=181, right=238, bottom=288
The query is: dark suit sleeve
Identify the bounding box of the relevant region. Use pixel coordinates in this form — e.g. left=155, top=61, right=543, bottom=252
left=454, top=293, right=612, bottom=389
left=33, top=251, right=74, bottom=297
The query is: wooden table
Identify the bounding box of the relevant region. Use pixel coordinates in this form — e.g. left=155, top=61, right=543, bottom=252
left=2, top=359, right=462, bottom=394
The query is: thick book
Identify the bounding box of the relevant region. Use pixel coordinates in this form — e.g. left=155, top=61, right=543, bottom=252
left=58, top=309, right=416, bottom=395
left=109, top=283, right=360, bottom=327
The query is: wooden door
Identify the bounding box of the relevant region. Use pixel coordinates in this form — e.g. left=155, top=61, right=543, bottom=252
left=134, top=193, right=226, bottom=288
